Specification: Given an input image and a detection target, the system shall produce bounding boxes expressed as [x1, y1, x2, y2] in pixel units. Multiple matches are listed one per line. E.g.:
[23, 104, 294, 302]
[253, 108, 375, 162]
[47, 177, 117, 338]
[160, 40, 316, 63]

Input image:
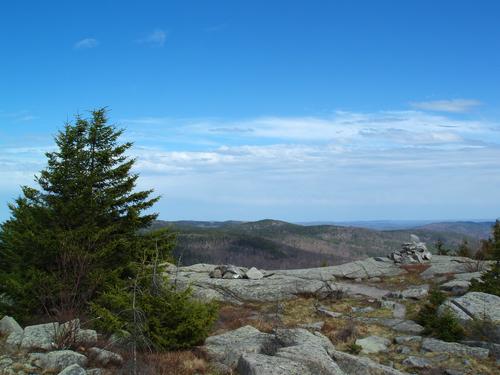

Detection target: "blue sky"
[1, 0, 500, 222]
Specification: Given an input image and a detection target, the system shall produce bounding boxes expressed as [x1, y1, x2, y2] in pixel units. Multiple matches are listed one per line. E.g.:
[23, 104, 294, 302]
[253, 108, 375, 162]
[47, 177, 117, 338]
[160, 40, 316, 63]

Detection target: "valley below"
[154, 219, 493, 269]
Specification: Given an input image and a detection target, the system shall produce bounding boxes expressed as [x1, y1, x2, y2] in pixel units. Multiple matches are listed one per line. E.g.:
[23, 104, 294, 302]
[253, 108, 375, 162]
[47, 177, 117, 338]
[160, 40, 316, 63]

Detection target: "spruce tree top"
[37, 108, 159, 232]
[0, 108, 160, 318]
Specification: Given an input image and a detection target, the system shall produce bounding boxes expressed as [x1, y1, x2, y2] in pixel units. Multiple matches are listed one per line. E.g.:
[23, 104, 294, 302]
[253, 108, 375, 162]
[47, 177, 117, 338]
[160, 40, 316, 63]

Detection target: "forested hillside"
[153, 219, 488, 269]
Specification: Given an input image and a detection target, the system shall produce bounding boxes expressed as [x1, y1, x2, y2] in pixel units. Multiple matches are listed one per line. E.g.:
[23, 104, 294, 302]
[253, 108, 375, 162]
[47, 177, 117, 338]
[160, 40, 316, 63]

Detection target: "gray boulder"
[205, 326, 344, 374]
[0, 356, 14, 368]
[237, 353, 310, 375]
[274, 328, 335, 354]
[396, 346, 411, 354]
[43, 350, 87, 371]
[379, 301, 406, 319]
[0, 316, 22, 336]
[87, 347, 123, 367]
[20, 322, 59, 351]
[391, 285, 429, 300]
[275, 344, 344, 374]
[330, 349, 406, 375]
[27, 352, 47, 367]
[461, 340, 500, 359]
[75, 329, 98, 347]
[245, 267, 264, 280]
[204, 325, 273, 367]
[57, 364, 86, 375]
[355, 335, 391, 354]
[421, 338, 489, 359]
[394, 336, 422, 344]
[402, 356, 432, 369]
[210, 265, 246, 279]
[420, 256, 492, 278]
[439, 292, 500, 322]
[444, 370, 466, 375]
[5, 331, 23, 351]
[439, 280, 470, 295]
[209, 268, 223, 278]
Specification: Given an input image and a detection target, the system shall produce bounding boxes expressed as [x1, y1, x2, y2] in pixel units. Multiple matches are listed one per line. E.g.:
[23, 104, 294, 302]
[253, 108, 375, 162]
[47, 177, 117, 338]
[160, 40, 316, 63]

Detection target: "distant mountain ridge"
[299, 220, 437, 230]
[414, 221, 494, 239]
[152, 219, 494, 269]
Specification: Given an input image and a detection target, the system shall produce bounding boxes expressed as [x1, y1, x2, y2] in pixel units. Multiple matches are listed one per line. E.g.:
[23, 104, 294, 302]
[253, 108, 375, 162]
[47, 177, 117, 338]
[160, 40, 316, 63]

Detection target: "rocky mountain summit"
[1, 250, 499, 374]
[164, 252, 499, 375]
[164, 254, 481, 304]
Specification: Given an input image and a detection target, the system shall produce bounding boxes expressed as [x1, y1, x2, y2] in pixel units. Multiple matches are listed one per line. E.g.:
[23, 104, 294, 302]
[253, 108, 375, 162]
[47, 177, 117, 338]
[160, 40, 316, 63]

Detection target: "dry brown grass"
[281, 298, 317, 326]
[322, 319, 359, 345]
[212, 304, 256, 333]
[363, 307, 393, 318]
[211, 303, 274, 334]
[379, 272, 430, 290]
[136, 351, 210, 375]
[321, 316, 395, 353]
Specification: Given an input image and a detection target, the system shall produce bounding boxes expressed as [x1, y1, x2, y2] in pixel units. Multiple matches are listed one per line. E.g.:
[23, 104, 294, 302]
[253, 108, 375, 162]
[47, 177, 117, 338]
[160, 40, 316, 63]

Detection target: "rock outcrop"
[421, 337, 490, 359]
[205, 325, 409, 375]
[0, 316, 122, 375]
[165, 258, 406, 304]
[196, 256, 499, 374]
[355, 335, 391, 354]
[2, 255, 498, 375]
[387, 235, 432, 264]
[209, 265, 265, 280]
[439, 291, 500, 322]
[0, 316, 22, 336]
[164, 256, 496, 306]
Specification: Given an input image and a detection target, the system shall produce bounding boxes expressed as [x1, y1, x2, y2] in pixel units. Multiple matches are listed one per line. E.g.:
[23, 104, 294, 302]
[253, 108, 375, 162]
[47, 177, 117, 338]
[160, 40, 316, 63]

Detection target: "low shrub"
[92, 282, 218, 351]
[470, 262, 500, 296]
[465, 316, 500, 343]
[416, 288, 464, 342]
[347, 343, 362, 355]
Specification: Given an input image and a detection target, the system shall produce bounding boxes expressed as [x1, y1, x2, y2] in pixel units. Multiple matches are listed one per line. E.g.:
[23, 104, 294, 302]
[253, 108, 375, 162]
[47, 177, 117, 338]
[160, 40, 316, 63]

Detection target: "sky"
[1, 0, 500, 222]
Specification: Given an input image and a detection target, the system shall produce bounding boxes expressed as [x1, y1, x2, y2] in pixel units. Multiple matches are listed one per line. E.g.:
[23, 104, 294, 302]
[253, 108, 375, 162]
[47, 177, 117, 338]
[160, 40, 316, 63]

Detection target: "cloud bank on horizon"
[1, 104, 499, 222]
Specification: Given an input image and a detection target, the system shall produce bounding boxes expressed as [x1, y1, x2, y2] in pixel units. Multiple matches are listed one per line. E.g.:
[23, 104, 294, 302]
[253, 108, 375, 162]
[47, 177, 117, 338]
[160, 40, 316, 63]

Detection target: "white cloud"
[3, 109, 500, 221]
[74, 38, 99, 50]
[137, 29, 167, 47]
[117, 110, 500, 220]
[410, 99, 482, 113]
[125, 110, 494, 148]
[0, 110, 37, 122]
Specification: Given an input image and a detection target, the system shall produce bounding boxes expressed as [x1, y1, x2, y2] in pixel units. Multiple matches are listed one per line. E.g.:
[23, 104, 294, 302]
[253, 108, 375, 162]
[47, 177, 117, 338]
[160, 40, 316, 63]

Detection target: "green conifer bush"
[0, 108, 218, 349]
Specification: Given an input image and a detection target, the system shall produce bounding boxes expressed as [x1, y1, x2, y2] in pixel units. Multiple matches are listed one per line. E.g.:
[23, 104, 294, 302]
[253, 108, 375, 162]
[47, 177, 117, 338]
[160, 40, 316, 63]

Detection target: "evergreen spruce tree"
[457, 238, 472, 258]
[470, 219, 500, 296]
[0, 109, 159, 319]
[1, 108, 218, 349]
[435, 239, 450, 255]
[492, 219, 500, 260]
